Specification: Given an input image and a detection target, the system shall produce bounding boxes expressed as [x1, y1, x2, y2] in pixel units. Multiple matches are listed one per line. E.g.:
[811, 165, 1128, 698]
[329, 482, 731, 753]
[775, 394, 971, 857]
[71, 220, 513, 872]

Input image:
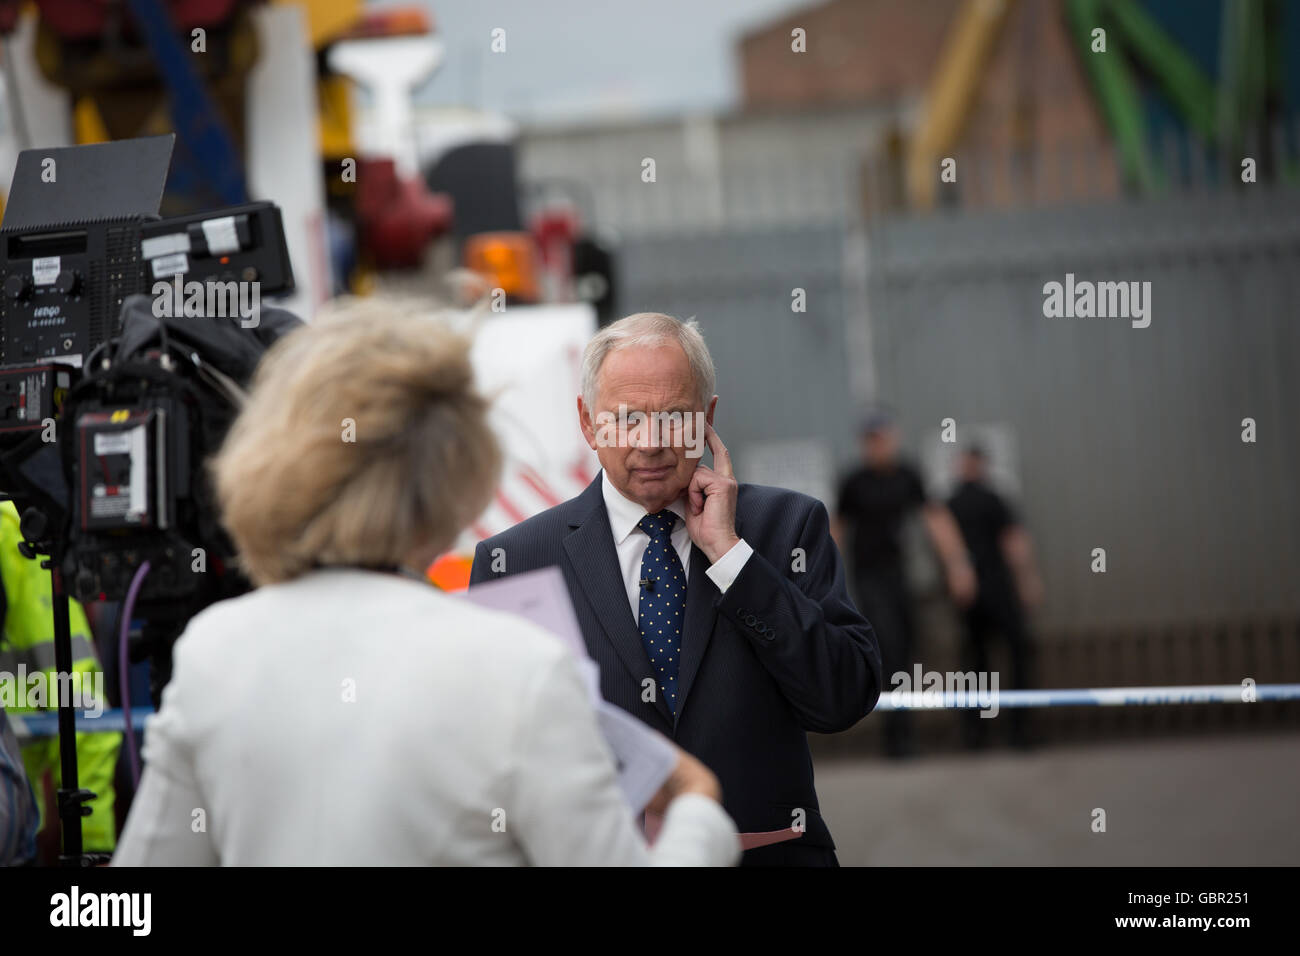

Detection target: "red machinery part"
[532, 206, 578, 269]
[531, 205, 578, 301]
[15, 0, 240, 40]
[354, 156, 452, 269]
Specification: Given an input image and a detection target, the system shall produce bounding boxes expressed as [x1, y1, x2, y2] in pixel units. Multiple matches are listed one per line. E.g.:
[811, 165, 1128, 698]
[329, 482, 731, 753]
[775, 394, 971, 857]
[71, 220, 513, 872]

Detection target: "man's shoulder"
[737, 482, 828, 524]
[477, 495, 584, 552]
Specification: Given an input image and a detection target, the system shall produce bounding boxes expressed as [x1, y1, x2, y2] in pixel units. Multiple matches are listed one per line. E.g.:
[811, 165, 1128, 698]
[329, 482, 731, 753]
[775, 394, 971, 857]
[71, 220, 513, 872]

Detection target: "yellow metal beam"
[906, 0, 1015, 210]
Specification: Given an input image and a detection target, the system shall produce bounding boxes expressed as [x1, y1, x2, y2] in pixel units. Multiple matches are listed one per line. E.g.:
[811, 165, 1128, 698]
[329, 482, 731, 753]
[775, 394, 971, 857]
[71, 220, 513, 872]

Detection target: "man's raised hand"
[682, 424, 740, 564]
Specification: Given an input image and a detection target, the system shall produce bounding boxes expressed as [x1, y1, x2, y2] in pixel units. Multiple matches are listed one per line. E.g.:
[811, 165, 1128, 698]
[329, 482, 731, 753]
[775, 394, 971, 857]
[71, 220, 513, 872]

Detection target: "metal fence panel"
[868, 187, 1300, 632]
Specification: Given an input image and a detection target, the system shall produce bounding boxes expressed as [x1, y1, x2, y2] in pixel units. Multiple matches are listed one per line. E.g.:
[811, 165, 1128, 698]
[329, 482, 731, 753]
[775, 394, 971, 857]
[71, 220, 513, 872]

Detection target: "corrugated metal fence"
[868, 186, 1300, 633]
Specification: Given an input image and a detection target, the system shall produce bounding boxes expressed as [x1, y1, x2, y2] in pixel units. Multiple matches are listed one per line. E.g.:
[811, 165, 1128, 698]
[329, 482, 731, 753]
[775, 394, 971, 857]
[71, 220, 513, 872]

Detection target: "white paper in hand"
[593, 701, 678, 811]
[461, 567, 676, 812]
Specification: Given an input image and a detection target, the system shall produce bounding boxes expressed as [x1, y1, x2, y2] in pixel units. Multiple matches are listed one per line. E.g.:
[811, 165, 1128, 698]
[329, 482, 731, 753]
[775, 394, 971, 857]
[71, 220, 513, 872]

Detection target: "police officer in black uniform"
[947, 445, 1043, 748]
[835, 411, 974, 757]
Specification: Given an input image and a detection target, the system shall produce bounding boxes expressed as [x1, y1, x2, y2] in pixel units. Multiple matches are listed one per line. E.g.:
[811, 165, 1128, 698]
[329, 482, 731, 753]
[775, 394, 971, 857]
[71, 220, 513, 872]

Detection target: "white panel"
[244, 5, 332, 320]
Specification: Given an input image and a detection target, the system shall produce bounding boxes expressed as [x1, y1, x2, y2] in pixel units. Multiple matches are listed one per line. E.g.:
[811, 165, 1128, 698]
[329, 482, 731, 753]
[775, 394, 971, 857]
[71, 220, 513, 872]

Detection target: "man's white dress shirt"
[600, 470, 753, 622]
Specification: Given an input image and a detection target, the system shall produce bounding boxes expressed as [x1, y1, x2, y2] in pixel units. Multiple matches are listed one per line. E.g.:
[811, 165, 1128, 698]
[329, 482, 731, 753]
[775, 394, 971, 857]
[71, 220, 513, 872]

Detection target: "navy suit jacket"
[469, 476, 881, 860]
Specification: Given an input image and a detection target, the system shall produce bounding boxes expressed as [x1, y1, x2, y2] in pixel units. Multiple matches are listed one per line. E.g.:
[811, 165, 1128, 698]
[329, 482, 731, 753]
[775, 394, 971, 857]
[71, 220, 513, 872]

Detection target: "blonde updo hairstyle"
[213, 296, 500, 586]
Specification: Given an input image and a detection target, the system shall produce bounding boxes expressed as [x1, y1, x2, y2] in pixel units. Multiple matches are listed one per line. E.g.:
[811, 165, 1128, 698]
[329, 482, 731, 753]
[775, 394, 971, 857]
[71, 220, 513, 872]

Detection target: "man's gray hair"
[581, 312, 717, 408]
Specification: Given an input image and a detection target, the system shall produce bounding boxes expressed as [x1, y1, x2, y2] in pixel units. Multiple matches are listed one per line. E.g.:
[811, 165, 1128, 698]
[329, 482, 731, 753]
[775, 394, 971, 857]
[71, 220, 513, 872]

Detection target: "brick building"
[738, 0, 1120, 210]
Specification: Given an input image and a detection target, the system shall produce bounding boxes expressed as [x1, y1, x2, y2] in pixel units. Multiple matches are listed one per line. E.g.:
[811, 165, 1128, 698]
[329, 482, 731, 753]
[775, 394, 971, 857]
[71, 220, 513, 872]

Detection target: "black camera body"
[69, 387, 197, 605]
[140, 202, 295, 296]
[0, 202, 294, 393]
[0, 135, 299, 624]
[0, 216, 149, 369]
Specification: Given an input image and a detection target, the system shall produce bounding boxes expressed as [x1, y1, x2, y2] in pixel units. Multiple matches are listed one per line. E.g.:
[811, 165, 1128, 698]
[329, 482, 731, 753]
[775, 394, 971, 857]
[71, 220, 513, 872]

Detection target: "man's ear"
[706, 395, 718, 426]
[578, 395, 598, 451]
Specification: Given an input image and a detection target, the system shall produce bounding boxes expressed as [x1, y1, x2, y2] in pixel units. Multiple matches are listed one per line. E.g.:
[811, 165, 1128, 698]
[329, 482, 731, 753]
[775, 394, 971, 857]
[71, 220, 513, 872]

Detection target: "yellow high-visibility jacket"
[0, 502, 120, 851]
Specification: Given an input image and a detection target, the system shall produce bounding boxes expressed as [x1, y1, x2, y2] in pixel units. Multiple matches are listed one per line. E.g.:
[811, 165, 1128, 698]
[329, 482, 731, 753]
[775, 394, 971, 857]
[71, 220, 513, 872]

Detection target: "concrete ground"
[813, 732, 1300, 865]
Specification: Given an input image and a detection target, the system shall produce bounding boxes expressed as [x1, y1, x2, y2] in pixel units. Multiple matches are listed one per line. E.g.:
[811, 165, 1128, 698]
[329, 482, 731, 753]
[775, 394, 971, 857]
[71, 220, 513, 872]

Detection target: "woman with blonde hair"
[112, 298, 739, 866]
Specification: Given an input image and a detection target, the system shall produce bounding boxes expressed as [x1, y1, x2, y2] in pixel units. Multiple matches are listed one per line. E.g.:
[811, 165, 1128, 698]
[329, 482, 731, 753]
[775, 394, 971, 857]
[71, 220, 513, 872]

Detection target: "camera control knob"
[4, 274, 31, 300]
[55, 270, 81, 296]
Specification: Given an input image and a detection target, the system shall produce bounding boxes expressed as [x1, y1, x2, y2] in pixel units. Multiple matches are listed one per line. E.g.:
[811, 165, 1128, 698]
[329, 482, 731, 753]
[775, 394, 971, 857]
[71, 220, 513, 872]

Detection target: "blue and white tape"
[7, 684, 1300, 737]
[10, 707, 155, 739]
[877, 683, 1300, 710]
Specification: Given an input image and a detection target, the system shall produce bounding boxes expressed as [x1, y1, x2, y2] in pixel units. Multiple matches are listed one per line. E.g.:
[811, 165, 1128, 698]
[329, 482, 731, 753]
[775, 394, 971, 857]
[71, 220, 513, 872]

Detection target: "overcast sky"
[405, 0, 809, 124]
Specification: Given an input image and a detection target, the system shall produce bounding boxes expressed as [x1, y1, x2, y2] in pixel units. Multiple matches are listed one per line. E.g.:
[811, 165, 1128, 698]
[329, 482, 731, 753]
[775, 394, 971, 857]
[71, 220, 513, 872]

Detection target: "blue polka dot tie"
[637, 510, 687, 715]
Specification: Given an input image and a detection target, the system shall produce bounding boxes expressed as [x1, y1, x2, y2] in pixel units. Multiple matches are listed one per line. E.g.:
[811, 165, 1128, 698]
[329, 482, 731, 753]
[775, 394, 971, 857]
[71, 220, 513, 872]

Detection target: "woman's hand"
[645, 745, 721, 815]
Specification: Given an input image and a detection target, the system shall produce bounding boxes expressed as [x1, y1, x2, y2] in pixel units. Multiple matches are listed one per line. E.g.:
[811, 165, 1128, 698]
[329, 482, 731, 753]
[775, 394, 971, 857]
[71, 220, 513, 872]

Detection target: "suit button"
[744, 614, 758, 628]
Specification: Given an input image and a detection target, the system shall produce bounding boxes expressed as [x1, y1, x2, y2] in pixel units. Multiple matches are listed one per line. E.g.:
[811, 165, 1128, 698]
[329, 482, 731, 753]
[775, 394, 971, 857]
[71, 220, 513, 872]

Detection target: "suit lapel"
[562, 480, 674, 726]
[674, 543, 718, 725]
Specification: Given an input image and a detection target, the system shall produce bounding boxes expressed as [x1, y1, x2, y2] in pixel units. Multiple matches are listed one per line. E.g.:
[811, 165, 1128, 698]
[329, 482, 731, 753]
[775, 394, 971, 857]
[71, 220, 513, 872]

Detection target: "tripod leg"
[49, 562, 97, 864]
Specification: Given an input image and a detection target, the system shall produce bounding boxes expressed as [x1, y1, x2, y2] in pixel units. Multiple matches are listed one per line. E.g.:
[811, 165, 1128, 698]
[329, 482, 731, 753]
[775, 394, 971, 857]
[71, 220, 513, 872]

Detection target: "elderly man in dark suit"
[470, 312, 880, 866]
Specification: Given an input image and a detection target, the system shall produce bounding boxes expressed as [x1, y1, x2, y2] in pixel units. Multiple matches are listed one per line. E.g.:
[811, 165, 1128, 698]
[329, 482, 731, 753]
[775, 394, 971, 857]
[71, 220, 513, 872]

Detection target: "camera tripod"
[14, 505, 109, 866]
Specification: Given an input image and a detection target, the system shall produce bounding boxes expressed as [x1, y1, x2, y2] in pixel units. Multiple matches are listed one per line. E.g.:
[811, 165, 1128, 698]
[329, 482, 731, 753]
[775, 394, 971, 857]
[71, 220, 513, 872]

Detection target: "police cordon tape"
[9, 684, 1300, 737]
[12, 707, 156, 738]
[876, 683, 1300, 710]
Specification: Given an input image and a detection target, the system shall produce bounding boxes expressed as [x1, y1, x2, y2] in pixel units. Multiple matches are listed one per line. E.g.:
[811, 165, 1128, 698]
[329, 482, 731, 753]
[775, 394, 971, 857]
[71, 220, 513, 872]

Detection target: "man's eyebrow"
[610, 403, 696, 416]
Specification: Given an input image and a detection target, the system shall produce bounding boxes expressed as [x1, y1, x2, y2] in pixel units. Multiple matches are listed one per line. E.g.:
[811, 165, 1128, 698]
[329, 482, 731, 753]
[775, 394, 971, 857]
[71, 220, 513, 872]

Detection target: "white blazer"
[112, 568, 739, 866]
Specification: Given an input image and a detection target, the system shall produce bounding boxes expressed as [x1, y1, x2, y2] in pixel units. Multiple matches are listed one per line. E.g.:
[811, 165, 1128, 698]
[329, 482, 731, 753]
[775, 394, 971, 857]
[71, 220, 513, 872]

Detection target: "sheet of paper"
[593, 699, 679, 812]
[574, 658, 602, 705]
[461, 567, 589, 660]
[461, 567, 676, 811]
